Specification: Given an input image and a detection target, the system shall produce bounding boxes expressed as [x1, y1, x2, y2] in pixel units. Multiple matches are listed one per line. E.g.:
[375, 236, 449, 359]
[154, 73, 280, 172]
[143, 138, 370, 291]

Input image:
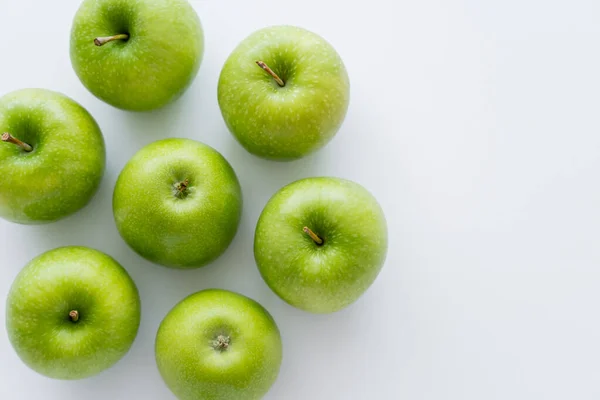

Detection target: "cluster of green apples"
[1, 0, 388, 399]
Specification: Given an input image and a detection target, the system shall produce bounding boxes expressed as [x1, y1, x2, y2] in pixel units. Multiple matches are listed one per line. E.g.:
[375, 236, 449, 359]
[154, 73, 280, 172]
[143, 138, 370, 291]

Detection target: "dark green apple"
[0, 88, 105, 224]
[255, 177, 388, 313]
[113, 138, 242, 268]
[218, 25, 350, 161]
[6, 246, 141, 380]
[155, 289, 282, 400]
[70, 0, 204, 111]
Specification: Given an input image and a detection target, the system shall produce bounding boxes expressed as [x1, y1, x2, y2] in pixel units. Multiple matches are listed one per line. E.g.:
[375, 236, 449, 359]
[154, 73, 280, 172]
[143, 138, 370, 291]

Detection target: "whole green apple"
[113, 138, 242, 268]
[255, 177, 388, 313]
[6, 246, 141, 380]
[156, 289, 282, 400]
[0, 88, 105, 224]
[218, 25, 350, 161]
[70, 0, 204, 111]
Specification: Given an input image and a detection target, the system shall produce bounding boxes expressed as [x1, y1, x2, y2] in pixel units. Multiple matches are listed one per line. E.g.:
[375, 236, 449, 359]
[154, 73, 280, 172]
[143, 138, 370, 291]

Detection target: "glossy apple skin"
[254, 177, 388, 313]
[156, 289, 282, 400]
[0, 89, 105, 224]
[5, 246, 141, 380]
[218, 25, 350, 161]
[113, 138, 242, 268]
[70, 0, 204, 111]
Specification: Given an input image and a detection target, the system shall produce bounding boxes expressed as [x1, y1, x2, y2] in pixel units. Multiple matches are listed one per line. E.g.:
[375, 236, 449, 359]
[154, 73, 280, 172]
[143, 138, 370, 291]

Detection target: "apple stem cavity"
[69, 310, 79, 322]
[1, 132, 32, 152]
[94, 34, 129, 47]
[212, 335, 230, 351]
[303, 226, 324, 245]
[256, 61, 285, 87]
[174, 179, 189, 199]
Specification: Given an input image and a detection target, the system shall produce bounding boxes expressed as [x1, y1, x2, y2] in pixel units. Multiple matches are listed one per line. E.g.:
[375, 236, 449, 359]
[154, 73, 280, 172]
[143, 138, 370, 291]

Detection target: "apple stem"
[1, 132, 32, 152]
[69, 310, 79, 322]
[303, 226, 324, 245]
[174, 179, 189, 198]
[212, 335, 230, 351]
[256, 61, 285, 87]
[94, 34, 129, 46]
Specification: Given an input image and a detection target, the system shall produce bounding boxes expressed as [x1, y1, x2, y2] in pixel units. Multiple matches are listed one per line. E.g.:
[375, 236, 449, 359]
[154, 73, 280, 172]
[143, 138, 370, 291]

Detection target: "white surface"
[1, 0, 599, 399]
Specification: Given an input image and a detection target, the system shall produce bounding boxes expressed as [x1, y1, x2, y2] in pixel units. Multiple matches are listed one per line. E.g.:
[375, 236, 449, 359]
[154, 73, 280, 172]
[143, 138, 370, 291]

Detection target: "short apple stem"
[303, 226, 323, 245]
[256, 61, 285, 87]
[94, 34, 129, 46]
[69, 310, 79, 322]
[212, 335, 230, 351]
[174, 179, 189, 198]
[1, 132, 32, 152]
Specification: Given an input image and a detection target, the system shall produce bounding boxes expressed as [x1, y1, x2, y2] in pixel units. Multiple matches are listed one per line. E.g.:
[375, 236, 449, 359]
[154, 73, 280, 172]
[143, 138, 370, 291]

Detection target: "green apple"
[6, 246, 141, 380]
[255, 177, 388, 313]
[156, 289, 282, 400]
[218, 25, 350, 161]
[113, 138, 242, 268]
[0, 88, 105, 224]
[70, 0, 204, 111]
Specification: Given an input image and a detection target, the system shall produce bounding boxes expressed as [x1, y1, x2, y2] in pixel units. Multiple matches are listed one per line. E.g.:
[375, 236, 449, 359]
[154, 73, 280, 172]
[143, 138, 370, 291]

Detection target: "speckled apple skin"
[218, 26, 350, 161]
[254, 177, 388, 313]
[156, 289, 283, 400]
[113, 138, 243, 269]
[70, 0, 204, 111]
[0, 89, 105, 224]
[6, 246, 141, 380]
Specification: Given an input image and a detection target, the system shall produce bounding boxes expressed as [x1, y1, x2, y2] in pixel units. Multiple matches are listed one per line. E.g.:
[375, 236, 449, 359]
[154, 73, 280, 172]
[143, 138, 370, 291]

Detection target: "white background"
[1, 0, 599, 399]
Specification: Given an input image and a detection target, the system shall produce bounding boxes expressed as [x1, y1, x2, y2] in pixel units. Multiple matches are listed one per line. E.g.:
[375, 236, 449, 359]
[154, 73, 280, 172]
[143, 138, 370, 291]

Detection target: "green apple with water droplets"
[254, 177, 388, 313]
[218, 25, 350, 161]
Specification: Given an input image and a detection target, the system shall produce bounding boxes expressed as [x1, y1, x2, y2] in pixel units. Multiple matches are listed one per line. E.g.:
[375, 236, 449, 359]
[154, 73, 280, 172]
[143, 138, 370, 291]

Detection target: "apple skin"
[254, 177, 388, 313]
[0, 88, 105, 224]
[70, 0, 204, 111]
[5, 246, 141, 380]
[113, 138, 242, 268]
[155, 289, 282, 400]
[218, 25, 350, 161]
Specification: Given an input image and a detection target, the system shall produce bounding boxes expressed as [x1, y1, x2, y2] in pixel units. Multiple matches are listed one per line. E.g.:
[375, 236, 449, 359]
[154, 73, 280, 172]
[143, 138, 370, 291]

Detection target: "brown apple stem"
[212, 335, 230, 351]
[256, 61, 285, 87]
[174, 179, 189, 198]
[1, 133, 32, 152]
[69, 310, 79, 322]
[94, 34, 129, 46]
[303, 226, 323, 245]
